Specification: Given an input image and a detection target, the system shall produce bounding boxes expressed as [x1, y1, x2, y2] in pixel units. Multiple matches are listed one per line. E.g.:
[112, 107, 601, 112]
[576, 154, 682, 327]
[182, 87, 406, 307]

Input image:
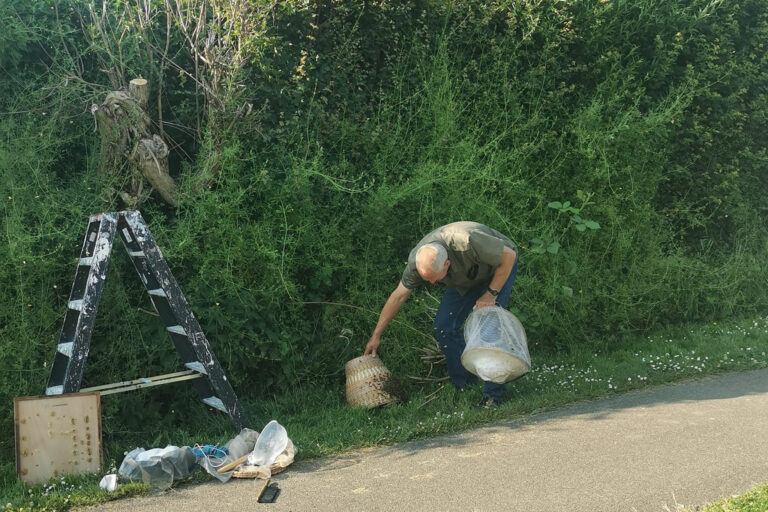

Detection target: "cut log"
[129, 78, 149, 109]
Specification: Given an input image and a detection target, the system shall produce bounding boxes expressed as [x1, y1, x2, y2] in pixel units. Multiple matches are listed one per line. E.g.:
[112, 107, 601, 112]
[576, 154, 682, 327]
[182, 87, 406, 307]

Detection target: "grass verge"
[2, 314, 767, 511]
[686, 483, 768, 511]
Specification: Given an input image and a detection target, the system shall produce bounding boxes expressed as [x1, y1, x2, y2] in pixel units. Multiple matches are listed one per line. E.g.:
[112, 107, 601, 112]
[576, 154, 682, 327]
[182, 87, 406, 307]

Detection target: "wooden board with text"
[14, 393, 102, 484]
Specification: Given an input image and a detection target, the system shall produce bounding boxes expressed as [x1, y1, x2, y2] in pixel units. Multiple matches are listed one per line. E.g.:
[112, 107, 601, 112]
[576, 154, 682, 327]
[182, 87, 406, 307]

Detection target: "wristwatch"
[487, 287, 500, 297]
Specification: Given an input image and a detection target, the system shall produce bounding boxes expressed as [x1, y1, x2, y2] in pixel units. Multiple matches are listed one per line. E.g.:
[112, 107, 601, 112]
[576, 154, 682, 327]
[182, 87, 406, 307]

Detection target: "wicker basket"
[345, 355, 405, 408]
[231, 463, 287, 479]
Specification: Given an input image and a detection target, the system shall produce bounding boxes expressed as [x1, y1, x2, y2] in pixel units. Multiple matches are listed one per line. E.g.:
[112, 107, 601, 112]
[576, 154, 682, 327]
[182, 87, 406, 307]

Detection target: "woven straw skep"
[345, 355, 405, 408]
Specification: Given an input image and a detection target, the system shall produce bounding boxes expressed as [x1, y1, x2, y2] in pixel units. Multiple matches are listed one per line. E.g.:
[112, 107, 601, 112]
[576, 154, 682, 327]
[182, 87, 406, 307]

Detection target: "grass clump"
[688, 484, 768, 512]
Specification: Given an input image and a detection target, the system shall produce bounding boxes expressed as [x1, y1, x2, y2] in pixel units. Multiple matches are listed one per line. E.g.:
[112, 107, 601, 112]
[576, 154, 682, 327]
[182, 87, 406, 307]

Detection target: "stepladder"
[45, 211, 251, 431]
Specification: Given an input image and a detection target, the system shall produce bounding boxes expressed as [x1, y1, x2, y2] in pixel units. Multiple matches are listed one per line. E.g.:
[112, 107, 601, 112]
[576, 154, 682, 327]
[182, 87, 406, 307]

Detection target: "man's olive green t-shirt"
[401, 222, 517, 296]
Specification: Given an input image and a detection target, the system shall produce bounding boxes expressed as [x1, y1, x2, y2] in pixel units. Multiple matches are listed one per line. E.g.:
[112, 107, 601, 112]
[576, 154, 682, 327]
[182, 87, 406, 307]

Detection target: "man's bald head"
[416, 243, 450, 284]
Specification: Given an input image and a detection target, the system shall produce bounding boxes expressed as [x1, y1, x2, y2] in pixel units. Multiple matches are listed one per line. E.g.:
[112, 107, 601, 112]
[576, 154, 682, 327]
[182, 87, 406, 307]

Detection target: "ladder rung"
[202, 396, 227, 412]
[148, 288, 166, 297]
[81, 370, 203, 395]
[68, 299, 84, 311]
[57, 342, 74, 357]
[79, 257, 93, 266]
[167, 325, 186, 335]
[128, 250, 145, 258]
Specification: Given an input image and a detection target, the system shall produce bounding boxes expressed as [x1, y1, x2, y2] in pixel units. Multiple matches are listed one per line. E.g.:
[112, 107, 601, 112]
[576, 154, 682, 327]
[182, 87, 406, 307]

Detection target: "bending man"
[364, 221, 518, 406]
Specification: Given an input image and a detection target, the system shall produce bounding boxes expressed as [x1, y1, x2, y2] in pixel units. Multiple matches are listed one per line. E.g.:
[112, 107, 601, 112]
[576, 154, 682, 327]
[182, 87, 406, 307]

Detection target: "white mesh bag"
[461, 307, 530, 384]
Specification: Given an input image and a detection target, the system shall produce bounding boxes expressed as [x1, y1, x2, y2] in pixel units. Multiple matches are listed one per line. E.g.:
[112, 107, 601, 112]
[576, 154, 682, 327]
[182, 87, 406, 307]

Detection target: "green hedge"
[1, 0, 767, 460]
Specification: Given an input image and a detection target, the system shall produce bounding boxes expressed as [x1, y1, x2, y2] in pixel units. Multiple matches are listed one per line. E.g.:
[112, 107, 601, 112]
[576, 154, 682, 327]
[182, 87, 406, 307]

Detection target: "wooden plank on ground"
[255, 478, 270, 500]
[217, 453, 249, 473]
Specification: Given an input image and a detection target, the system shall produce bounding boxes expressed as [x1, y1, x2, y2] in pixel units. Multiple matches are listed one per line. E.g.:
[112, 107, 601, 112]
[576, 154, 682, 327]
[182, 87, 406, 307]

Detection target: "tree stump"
[91, 78, 176, 205]
[128, 78, 149, 109]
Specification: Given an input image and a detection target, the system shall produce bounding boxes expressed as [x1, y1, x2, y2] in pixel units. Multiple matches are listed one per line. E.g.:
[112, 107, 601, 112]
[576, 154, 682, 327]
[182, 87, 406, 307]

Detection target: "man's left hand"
[475, 297, 496, 309]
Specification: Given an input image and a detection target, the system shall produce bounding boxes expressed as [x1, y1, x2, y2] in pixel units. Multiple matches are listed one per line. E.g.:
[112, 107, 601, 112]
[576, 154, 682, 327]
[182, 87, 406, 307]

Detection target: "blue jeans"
[433, 259, 518, 402]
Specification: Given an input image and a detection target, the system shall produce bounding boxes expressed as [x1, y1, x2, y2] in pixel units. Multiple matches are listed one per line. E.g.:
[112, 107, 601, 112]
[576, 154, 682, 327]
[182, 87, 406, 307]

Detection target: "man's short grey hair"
[416, 243, 448, 272]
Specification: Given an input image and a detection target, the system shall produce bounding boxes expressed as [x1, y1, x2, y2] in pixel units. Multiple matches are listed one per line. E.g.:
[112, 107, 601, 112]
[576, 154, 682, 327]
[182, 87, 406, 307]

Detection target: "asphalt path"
[88, 368, 768, 512]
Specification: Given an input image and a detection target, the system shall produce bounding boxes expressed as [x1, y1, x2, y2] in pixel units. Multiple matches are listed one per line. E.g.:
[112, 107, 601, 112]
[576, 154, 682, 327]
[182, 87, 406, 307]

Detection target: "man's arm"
[476, 246, 517, 308]
[364, 282, 412, 356]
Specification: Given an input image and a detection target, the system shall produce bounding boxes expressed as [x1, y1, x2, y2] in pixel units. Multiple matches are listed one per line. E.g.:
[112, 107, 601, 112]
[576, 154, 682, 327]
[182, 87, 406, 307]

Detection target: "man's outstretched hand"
[364, 336, 380, 356]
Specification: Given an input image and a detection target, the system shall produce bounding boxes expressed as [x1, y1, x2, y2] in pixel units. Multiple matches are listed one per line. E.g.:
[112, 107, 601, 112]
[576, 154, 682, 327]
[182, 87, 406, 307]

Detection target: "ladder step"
[57, 342, 74, 358]
[128, 250, 145, 258]
[185, 361, 208, 374]
[121, 228, 133, 243]
[46, 385, 63, 395]
[167, 325, 186, 335]
[79, 257, 93, 266]
[148, 288, 166, 297]
[68, 299, 84, 311]
[202, 396, 227, 412]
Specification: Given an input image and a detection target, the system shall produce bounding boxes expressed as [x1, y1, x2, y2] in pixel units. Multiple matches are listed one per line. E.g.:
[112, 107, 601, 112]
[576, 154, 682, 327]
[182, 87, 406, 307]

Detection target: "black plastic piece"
[258, 483, 281, 503]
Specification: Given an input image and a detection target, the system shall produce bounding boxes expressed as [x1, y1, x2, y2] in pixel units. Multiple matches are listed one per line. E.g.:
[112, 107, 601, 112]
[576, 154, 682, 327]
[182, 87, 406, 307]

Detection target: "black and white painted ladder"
[45, 210, 251, 431]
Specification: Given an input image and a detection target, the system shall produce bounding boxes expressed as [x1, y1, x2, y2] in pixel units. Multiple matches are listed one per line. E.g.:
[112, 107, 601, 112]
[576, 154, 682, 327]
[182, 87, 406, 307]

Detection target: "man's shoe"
[479, 397, 500, 409]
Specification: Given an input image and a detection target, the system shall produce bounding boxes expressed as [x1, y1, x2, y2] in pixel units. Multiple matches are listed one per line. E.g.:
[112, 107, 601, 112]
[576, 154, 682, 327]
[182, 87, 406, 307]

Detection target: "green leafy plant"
[530, 190, 601, 255]
[548, 190, 602, 232]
